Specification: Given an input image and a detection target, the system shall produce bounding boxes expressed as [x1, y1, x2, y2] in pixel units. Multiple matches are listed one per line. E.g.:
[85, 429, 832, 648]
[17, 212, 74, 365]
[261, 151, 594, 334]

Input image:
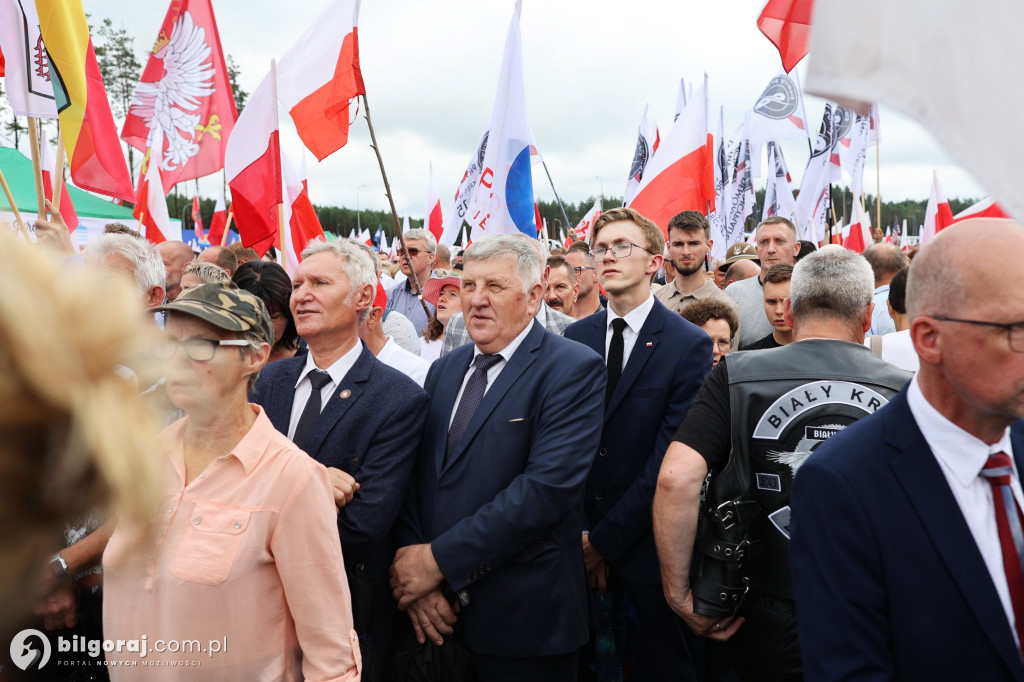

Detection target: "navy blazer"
[398, 320, 606, 658]
[251, 342, 429, 575]
[791, 389, 1024, 681]
[564, 298, 712, 584]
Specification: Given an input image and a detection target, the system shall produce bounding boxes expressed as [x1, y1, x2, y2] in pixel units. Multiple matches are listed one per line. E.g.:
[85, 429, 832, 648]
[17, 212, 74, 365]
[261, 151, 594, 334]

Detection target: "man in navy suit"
[250, 238, 428, 681]
[564, 207, 712, 681]
[390, 234, 606, 681]
[791, 220, 1024, 681]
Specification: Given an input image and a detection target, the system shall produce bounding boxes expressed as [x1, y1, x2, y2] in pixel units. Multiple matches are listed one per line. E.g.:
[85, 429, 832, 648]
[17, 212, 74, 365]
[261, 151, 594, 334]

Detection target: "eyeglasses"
[930, 315, 1024, 353]
[572, 266, 595, 276]
[589, 242, 655, 260]
[402, 247, 431, 258]
[155, 338, 251, 362]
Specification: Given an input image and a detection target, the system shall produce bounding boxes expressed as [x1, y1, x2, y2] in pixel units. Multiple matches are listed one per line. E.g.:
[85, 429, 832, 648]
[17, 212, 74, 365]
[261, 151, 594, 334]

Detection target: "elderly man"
[545, 255, 579, 316]
[386, 228, 437, 335]
[250, 238, 428, 681]
[157, 240, 195, 302]
[565, 240, 604, 318]
[726, 218, 800, 347]
[791, 220, 1024, 681]
[654, 245, 912, 681]
[391, 234, 606, 681]
[83, 233, 166, 310]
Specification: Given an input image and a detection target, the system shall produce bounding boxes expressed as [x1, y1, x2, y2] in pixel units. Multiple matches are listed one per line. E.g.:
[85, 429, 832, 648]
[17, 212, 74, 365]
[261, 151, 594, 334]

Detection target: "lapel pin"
[339, 389, 351, 399]
[646, 342, 653, 347]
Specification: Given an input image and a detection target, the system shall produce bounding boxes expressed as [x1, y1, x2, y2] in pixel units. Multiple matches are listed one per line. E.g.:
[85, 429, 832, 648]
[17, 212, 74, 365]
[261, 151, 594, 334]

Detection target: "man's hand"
[583, 533, 611, 594]
[666, 586, 744, 642]
[405, 589, 458, 646]
[34, 581, 79, 631]
[390, 543, 444, 609]
[327, 467, 359, 510]
[33, 200, 75, 257]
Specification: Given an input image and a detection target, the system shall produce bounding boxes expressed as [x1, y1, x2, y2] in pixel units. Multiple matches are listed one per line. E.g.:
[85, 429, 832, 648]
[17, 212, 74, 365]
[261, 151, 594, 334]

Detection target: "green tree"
[226, 55, 248, 113]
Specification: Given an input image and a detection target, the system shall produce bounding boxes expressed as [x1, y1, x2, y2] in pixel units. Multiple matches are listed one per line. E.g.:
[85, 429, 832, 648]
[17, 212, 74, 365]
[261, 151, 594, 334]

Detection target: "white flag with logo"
[0, 0, 57, 117]
[796, 102, 842, 243]
[722, 117, 755, 249]
[709, 106, 729, 257]
[763, 141, 798, 223]
[746, 68, 809, 145]
[623, 103, 657, 205]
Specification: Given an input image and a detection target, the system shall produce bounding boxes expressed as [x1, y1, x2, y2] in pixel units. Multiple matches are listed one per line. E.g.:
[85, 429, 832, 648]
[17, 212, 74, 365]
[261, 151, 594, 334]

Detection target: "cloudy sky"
[73, 0, 986, 217]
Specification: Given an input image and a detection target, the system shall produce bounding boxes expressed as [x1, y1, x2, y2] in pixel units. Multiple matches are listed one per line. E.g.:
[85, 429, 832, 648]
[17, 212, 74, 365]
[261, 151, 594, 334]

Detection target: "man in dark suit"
[791, 220, 1024, 681]
[250, 239, 428, 681]
[564, 207, 712, 681]
[390, 234, 606, 681]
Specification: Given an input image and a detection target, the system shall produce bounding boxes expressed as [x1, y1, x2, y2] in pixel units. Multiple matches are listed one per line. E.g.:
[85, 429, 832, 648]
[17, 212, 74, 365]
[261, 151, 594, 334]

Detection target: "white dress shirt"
[449, 318, 535, 429]
[377, 337, 430, 387]
[287, 340, 364, 440]
[605, 294, 656, 371]
[907, 376, 1022, 643]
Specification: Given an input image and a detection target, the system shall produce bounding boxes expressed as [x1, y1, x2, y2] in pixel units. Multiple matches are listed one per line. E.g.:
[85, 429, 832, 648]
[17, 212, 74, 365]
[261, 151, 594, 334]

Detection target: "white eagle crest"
[130, 11, 216, 172]
[766, 423, 847, 477]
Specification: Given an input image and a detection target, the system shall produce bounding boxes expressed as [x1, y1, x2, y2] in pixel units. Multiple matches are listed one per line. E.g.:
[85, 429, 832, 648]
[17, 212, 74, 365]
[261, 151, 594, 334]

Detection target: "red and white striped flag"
[570, 201, 602, 244]
[425, 162, 443, 241]
[844, 194, 872, 254]
[276, 0, 364, 161]
[133, 137, 177, 244]
[921, 171, 954, 245]
[191, 192, 205, 242]
[953, 196, 1008, 222]
[207, 186, 228, 245]
[281, 150, 325, 274]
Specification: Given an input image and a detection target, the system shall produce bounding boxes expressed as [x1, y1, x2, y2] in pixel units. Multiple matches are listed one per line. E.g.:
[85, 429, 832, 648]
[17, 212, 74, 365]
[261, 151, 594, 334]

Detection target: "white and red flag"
[628, 75, 715, 237]
[207, 186, 228, 245]
[843, 193, 872, 254]
[0, 0, 56, 117]
[570, 200, 602, 244]
[359, 227, 372, 246]
[133, 136, 178, 244]
[623, 103, 657, 206]
[276, 0, 364, 161]
[746, 68, 809, 145]
[425, 162, 443, 241]
[757, 0, 814, 73]
[921, 171, 954, 245]
[762, 141, 797, 224]
[709, 107, 729, 256]
[224, 72, 282, 256]
[191, 191, 204, 241]
[953, 196, 1009, 222]
[122, 0, 237, 192]
[439, 0, 537, 245]
[722, 117, 755, 248]
[39, 129, 78, 229]
[280, 151, 325, 274]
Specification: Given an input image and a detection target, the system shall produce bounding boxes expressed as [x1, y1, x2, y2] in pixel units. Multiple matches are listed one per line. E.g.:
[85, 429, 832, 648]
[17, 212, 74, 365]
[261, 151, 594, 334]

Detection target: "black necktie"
[446, 354, 503, 463]
[607, 318, 627, 401]
[293, 369, 332, 451]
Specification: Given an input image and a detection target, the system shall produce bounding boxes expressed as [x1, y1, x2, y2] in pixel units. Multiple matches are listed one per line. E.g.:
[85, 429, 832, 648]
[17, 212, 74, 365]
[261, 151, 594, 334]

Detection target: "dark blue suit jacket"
[791, 389, 1024, 681]
[564, 298, 712, 584]
[397, 320, 606, 658]
[251, 343, 429, 575]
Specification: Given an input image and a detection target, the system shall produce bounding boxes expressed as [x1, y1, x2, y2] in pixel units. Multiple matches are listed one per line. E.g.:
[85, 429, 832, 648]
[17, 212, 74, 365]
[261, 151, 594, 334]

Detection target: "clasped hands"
[389, 544, 454, 646]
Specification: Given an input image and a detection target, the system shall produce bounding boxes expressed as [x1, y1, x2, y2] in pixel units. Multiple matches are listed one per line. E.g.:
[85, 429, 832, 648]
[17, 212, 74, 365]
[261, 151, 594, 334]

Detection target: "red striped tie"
[981, 451, 1024, 653]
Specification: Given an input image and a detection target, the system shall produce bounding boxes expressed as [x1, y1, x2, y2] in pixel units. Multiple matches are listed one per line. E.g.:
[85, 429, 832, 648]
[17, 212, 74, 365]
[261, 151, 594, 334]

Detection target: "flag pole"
[0, 165, 32, 238]
[270, 59, 288, 270]
[52, 128, 66, 214]
[221, 211, 233, 246]
[26, 117, 47, 215]
[875, 140, 882, 231]
[541, 159, 572, 229]
[361, 91, 433, 323]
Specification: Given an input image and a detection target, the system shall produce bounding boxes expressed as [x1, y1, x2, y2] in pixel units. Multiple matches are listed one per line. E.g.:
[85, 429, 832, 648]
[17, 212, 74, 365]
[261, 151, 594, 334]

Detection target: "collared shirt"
[655, 277, 742, 346]
[287, 339, 363, 440]
[386, 278, 435, 336]
[605, 294, 656, 370]
[868, 284, 897, 335]
[102, 406, 361, 680]
[377, 336, 430, 387]
[907, 376, 1021, 644]
[449, 318, 536, 429]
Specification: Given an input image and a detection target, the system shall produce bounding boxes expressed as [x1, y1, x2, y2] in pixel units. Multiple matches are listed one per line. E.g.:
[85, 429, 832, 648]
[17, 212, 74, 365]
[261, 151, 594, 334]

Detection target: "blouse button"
[234, 522, 241, 529]
[193, 518, 201, 525]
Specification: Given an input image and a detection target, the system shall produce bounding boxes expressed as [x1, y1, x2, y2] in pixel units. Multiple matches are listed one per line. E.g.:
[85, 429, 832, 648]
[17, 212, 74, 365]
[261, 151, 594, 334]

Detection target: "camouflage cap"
[717, 242, 760, 272]
[150, 282, 274, 344]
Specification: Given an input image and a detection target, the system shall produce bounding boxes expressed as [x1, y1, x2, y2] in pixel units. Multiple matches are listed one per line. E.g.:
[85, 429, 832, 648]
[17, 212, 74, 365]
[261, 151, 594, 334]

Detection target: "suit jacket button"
[598, 448, 607, 457]
[595, 492, 604, 501]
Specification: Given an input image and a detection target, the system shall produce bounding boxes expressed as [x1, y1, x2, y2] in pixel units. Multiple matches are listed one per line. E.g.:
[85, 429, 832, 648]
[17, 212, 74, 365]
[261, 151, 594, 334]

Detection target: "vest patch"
[769, 506, 792, 539]
[753, 380, 890, 440]
[756, 472, 782, 492]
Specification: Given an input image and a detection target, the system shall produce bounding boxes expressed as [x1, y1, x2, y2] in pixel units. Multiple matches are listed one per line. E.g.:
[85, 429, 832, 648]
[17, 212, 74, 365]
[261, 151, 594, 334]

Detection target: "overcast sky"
[70, 0, 987, 217]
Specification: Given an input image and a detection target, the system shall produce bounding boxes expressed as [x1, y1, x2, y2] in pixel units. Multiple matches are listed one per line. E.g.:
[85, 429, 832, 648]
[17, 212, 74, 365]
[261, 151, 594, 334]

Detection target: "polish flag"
[844, 194, 872, 254]
[831, 219, 845, 246]
[39, 130, 78, 230]
[885, 225, 893, 244]
[191, 193, 205, 241]
[757, 0, 815, 73]
[920, 171, 954, 245]
[460, 224, 471, 249]
[207, 187, 228, 245]
[281, 151, 326, 274]
[133, 137, 177, 244]
[225, 72, 282, 256]
[426, 162, 443, 241]
[359, 227, 372, 246]
[953, 196, 1009, 222]
[276, 0, 364, 161]
[570, 200, 602, 244]
[628, 75, 715, 237]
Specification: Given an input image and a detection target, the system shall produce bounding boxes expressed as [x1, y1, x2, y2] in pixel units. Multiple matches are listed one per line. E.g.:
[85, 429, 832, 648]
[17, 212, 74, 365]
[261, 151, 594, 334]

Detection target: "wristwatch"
[49, 552, 69, 578]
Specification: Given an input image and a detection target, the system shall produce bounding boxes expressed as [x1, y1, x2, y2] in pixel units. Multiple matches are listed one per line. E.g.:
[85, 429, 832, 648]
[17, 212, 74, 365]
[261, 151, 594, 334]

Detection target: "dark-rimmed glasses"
[930, 315, 1024, 353]
[589, 243, 655, 260]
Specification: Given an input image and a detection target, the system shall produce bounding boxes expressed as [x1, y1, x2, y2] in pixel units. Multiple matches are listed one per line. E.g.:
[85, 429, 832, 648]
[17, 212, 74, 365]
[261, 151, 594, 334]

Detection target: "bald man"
[198, 245, 239, 276]
[791, 220, 1024, 681]
[157, 240, 195, 301]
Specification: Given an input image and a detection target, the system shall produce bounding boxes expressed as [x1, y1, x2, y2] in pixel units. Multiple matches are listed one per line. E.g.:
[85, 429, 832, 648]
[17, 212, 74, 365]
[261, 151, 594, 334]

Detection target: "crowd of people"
[4, 203, 1024, 682]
